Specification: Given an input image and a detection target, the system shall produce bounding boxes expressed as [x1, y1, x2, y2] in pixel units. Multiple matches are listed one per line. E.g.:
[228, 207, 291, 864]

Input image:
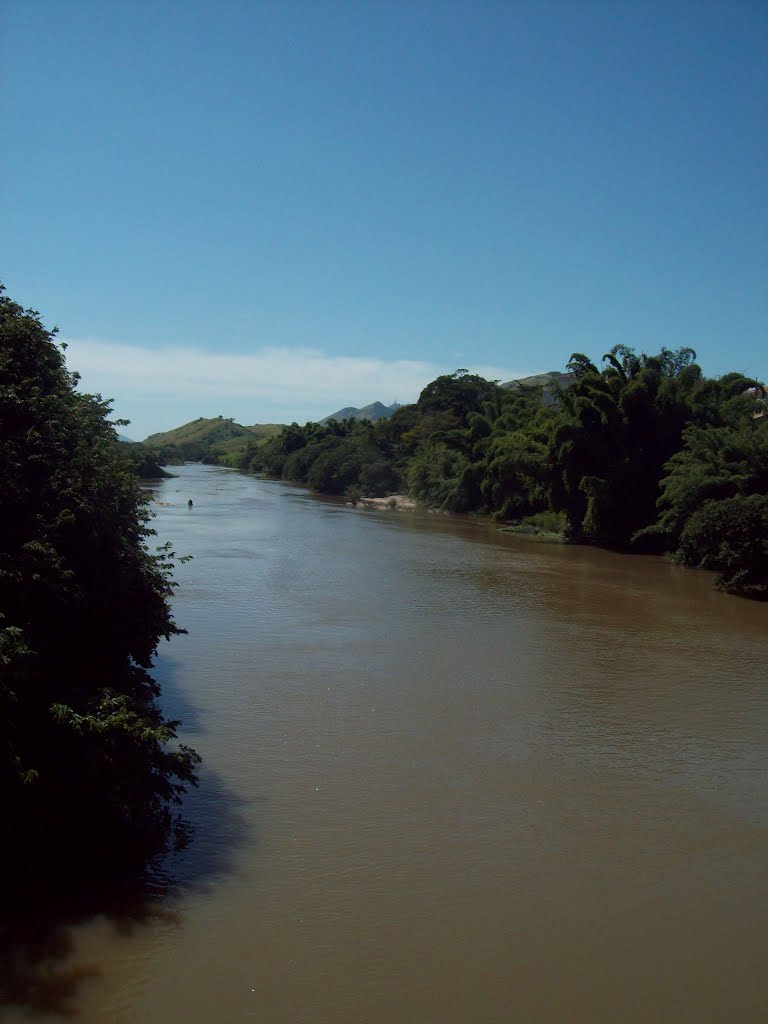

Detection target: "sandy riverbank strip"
[354, 494, 418, 511]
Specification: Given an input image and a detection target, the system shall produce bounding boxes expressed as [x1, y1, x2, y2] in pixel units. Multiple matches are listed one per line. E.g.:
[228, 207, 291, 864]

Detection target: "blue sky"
[2, 0, 766, 438]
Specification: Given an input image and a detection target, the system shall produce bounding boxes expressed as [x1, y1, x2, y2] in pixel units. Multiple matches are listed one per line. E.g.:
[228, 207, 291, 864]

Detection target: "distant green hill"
[320, 401, 400, 424]
[143, 417, 284, 464]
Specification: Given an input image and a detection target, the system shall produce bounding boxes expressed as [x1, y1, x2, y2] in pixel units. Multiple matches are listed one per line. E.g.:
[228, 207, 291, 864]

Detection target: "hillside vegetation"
[118, 441, 172, 478]
[236, 351, 767, 598]
[144, 416, 283, 465]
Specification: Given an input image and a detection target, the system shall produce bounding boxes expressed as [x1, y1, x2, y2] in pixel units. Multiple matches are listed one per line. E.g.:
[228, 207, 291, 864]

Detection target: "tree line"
[1, 288, 198, 921]
[235, 350, 767, 598]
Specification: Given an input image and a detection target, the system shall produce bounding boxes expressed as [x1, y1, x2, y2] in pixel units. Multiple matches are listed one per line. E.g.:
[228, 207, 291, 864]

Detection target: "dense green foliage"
[118, 440, 172, 479]
[241, 358, 766, 597]
[0, 290, 199, 911]
[636, 414, 768, 594]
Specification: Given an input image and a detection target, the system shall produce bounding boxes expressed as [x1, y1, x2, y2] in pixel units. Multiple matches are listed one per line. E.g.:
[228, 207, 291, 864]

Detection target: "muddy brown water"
[6, 463, 768, 1023]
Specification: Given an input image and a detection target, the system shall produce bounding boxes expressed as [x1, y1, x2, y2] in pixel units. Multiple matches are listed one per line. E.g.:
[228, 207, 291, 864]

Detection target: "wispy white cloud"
[64, 339, 437, 402]
[61, 337, 529, 439]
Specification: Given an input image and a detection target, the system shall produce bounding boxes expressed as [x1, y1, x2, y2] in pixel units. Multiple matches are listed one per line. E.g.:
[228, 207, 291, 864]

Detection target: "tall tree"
[550, 348, 704, 547]
[0, 288, 199, 910]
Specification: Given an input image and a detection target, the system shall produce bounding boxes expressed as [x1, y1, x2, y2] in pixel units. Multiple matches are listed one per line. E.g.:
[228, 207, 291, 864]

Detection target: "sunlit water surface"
[8, 464, 768, 1023]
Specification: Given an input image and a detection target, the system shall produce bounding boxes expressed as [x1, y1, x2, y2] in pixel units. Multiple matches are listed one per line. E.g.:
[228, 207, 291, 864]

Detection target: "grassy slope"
[143, 417, 285, 464]
[143, 417, 282, 446]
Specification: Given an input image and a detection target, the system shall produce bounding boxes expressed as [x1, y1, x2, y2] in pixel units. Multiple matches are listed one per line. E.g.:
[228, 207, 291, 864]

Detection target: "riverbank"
[350, 494, 566, 540]
[352, 494, 418, 511]
[499, 509, 567, 542]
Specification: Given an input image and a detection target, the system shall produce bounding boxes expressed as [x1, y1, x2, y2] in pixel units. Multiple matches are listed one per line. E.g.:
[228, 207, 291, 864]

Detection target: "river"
[7, 462, 768, 1022]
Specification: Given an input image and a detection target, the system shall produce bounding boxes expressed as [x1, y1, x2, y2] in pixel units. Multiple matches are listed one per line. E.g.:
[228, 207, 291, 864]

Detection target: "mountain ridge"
[319, 401, 400, 424]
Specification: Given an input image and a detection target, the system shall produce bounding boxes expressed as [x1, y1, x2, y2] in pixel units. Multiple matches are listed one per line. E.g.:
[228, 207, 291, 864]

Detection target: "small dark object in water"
[188, 499, 194, 507]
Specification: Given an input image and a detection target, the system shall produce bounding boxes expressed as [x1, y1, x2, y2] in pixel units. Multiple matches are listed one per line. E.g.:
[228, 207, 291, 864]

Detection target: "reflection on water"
[5, 463, 767, 1023]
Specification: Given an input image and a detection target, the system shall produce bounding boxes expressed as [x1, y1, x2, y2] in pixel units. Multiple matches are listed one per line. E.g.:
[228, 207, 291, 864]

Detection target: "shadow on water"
[0, 655, 252, 1018]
